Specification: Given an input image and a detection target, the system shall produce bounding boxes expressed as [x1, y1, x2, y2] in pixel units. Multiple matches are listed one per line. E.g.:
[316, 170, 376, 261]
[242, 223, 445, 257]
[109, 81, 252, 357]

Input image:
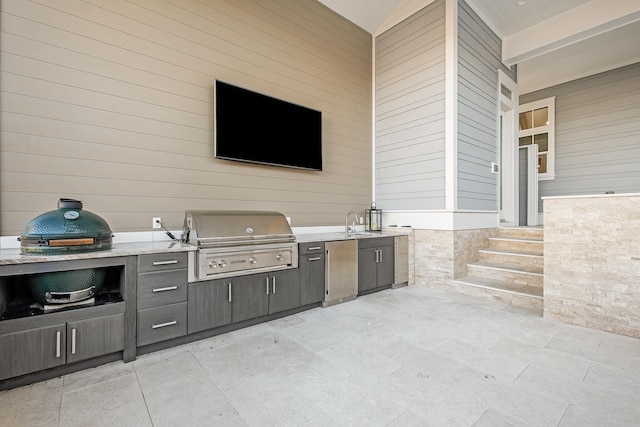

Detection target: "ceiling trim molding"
[502, 0, 640, 66]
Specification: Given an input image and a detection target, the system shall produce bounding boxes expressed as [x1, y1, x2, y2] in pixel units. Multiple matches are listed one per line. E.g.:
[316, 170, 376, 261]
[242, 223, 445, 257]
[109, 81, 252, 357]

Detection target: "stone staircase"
[452, 227, 544, 313]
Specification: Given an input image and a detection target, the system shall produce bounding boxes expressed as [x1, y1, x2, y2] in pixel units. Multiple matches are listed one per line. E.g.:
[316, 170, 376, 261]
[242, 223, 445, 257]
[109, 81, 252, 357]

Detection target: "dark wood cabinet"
[267, 269, 300, 314]
[188, 268, 300, 332]
[232, 270, 299, 323]
[0, 256, 130, 387]
[188, 278, 232, 334]
[358, 237, 394, 295]
[299, 242, 325, 306]
[0, 312, 125, 381]
[136, 253, 188, 347]
[0, 324, 66, 380]
[66, 314, 125, 364]
[230, 273, 270, 323]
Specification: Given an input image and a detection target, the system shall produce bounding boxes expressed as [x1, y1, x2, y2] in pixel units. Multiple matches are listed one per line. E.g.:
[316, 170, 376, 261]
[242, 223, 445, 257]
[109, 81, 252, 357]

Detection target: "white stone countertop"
[295, 228, 411, 243]
[0, 241, 196, 266]
[0, 227, 412, 265]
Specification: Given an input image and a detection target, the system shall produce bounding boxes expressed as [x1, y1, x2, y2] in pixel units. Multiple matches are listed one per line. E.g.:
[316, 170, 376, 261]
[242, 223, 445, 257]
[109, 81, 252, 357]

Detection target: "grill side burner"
[182, 210, 298, 282]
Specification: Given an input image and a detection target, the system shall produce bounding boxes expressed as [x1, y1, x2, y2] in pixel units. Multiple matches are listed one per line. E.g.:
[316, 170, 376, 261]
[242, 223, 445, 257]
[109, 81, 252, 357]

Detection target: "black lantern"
[365, 202, 382, 232]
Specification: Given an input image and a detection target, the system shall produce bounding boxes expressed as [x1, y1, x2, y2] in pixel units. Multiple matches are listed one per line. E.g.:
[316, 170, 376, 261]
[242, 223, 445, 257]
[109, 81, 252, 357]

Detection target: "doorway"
[498, 70, 518, 226]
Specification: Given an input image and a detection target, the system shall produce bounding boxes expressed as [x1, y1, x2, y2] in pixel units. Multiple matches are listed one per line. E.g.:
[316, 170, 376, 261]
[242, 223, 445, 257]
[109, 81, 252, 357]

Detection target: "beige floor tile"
[4, 285, 640, 427]
[0, 378, 62, 427]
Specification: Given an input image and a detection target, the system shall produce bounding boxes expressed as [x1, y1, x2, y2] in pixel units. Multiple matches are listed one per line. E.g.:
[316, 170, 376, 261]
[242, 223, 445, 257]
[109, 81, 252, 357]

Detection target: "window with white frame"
[519, 96, 555, 180]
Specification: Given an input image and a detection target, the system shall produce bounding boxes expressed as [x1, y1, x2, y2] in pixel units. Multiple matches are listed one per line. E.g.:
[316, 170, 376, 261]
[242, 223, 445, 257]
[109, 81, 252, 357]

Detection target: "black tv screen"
[214, 80, 322, 171]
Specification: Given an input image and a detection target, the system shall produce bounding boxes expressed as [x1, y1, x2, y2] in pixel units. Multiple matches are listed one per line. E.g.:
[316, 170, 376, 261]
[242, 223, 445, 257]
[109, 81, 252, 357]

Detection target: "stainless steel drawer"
[137, 269, 187, 309]
[138, 252, 188, 273]
[137, 302, 187, 347]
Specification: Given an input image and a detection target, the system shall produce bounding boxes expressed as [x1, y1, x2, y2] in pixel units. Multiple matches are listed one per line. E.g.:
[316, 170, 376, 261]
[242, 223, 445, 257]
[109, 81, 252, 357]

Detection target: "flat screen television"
[214, 80, 322, 171]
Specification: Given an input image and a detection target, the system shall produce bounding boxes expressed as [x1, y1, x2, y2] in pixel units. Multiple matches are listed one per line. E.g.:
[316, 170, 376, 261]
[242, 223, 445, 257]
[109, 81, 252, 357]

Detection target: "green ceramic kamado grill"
[19, 198, 113, 306]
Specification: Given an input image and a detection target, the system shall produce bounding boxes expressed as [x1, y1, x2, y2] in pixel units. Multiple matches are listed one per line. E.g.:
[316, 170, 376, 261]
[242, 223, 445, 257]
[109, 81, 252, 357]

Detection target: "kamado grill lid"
[20, 198, 113, 255]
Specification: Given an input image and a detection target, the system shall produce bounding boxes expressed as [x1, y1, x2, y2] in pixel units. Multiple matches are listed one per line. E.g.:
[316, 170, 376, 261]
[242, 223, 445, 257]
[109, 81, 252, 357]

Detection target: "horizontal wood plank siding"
[375, 0, 446, 210]
[456, 0, 504, 211]
[0, 0, 372, 234]
[520, 62, 640, 209]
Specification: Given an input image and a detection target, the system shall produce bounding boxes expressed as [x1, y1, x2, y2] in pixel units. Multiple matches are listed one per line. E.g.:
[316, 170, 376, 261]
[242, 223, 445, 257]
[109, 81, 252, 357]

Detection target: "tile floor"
[1, 285, 640, 426]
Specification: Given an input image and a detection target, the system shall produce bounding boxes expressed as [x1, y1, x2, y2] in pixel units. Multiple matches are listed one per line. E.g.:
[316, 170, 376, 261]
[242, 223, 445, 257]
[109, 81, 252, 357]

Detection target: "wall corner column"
[444, 0, 459, 212]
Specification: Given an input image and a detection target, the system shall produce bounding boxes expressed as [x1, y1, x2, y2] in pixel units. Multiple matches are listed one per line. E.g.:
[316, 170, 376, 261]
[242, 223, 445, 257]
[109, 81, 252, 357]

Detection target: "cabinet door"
[231, 274, 269, 323]
[300, 253, 325, 305]
[376, 245, 395, 288]
[67, 314, 124, 364]
[0, 324, 66, 380]
[358, 247, 377, 293]
[188, 279, 232, 334]
[268, 269, 300, 314]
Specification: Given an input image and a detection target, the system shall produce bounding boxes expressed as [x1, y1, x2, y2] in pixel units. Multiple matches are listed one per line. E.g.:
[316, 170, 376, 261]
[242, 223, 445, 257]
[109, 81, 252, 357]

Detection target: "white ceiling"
[317, 0, 640, 94]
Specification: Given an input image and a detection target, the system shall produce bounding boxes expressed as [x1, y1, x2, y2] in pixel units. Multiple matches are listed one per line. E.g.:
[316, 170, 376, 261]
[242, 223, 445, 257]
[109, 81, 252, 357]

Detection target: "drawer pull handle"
[56, 331, 61, 358]
[71, 328, 77, 355]
[152, 260, 179, 266]
[152, 320, 178, 329]
[308, 256, 322, 261]
[152, 286, 178, 293]
[307, 246, 322, 251]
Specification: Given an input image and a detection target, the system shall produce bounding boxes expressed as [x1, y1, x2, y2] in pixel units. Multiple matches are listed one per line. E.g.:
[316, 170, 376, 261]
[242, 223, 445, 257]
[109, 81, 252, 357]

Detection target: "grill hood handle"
[58, 198, 83, 209]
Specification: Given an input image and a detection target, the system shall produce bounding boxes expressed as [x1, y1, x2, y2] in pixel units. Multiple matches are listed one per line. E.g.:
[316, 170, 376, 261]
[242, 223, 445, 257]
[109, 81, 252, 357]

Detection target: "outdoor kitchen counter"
[0, 241, 196, 266]
[295, 228, 411, 244]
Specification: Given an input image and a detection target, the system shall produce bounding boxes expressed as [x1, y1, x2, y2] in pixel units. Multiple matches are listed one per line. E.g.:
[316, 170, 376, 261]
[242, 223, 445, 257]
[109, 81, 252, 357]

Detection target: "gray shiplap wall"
[456, 0, 512, 211]
[375, 0, 446, 210]
[0, 0, 372, 234]
[520, 62, 640, 209]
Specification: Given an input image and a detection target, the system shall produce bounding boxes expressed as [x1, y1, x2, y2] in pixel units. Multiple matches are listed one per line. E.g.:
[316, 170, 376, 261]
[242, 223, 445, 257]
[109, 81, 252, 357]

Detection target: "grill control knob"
[249, 256, 257, 264]
[218, 260, 227, 268]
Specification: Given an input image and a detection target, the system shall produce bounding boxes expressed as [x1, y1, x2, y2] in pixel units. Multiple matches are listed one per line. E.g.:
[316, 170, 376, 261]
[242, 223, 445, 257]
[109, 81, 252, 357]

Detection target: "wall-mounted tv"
[214, 80, 322, 171]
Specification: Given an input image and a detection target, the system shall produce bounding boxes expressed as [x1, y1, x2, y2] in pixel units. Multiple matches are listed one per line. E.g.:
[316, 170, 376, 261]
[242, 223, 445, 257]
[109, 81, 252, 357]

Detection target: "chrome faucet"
[345, 211, 360, 234]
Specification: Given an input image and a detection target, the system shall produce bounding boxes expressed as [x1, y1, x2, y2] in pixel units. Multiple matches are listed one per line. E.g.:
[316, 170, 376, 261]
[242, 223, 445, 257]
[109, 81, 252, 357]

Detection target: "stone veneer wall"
[413, 228, 497, 287]
[544, 194, 640, 338]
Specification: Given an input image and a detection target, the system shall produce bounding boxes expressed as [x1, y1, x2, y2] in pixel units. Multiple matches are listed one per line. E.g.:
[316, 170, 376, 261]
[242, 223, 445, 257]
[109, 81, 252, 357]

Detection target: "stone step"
[466, 261, 543, 288]
[479, 248, 544, 268]
[498, 226, 544, 241]
[488, 237, 544, 253]
[451, 275, 543, 313]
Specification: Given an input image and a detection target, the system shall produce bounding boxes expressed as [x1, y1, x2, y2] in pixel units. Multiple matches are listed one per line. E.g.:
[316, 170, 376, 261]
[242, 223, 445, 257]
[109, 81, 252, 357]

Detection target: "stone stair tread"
[490, 236, 543, 243]
[479, 248, 544, 257]
[469, 260, 543, 276]
[453, 275, 543, 298]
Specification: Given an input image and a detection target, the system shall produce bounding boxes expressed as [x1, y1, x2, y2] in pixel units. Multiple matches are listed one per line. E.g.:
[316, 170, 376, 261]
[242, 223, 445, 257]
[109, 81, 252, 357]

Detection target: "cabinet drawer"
[137, 270, 187, 309]
[299, 242, 325, 255]
[137, 302, 187, 347]
[357, 236, 394, 249]
[138, 252, 188, 273]
[300, 253, 325, 265]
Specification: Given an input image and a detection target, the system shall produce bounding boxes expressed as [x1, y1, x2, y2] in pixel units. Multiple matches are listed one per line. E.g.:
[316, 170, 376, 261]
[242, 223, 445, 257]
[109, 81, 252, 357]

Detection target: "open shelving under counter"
[0, 241, 195, 391]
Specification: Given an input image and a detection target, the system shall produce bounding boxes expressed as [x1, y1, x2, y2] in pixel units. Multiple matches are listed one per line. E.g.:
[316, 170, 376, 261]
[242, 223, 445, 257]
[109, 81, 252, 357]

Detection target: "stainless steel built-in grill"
[181, 210, 298, 282]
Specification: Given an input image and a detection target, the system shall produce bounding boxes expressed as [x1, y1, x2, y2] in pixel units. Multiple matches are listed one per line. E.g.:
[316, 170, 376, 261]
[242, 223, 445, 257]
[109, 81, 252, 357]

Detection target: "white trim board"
[383, 210, 498, 230]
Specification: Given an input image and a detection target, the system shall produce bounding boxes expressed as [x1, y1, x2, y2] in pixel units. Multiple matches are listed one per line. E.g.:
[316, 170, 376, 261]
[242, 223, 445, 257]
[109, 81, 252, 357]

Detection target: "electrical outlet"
[152, 217, 161, 229]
